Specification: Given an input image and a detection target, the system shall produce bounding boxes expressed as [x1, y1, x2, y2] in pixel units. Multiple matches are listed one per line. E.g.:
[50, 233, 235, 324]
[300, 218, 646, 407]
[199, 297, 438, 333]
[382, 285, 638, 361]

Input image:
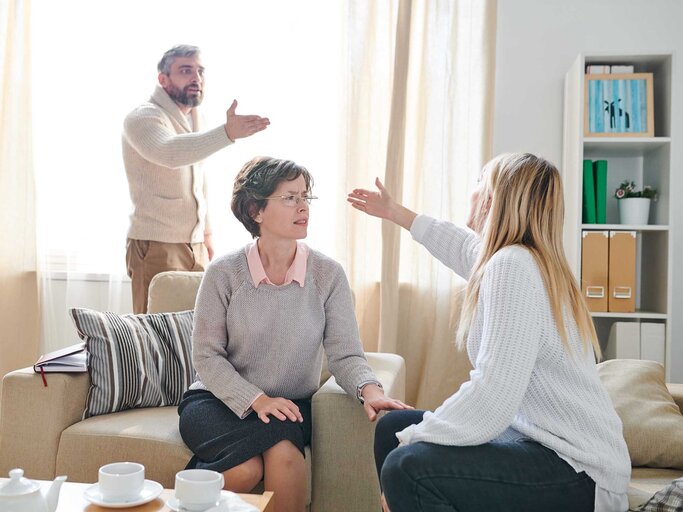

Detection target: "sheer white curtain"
[0, 0, 40, 391]
[27, 0, 497, 408]
[31, 0, 345, 353]
[340, 0, 497, 408]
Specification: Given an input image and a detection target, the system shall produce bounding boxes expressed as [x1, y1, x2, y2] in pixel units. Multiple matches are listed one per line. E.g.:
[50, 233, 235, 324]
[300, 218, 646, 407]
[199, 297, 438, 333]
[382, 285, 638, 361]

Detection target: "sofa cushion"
[598, 359, 683, 469]
[69, 308, 195, 418]
[147, 271, 203, 314]
[56, 406, 191, 488]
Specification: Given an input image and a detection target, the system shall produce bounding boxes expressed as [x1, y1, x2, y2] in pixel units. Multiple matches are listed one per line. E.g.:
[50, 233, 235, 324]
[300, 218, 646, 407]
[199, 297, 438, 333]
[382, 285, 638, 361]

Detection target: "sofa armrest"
[0, 368, 90, 479]
[667, 383, 683, 411]
[364, 353, 406, 402]
[310, 352, 406, 512]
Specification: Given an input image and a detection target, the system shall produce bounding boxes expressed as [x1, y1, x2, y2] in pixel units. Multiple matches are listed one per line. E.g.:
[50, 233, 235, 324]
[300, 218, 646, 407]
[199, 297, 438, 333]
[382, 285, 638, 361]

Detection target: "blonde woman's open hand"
[347, 178, 395, 220]
[347, 178, 418, 231]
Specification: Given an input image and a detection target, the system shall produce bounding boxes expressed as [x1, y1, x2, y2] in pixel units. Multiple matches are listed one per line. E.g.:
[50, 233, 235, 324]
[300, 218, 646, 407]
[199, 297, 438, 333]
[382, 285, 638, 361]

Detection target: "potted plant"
[614, 180, 657, 225]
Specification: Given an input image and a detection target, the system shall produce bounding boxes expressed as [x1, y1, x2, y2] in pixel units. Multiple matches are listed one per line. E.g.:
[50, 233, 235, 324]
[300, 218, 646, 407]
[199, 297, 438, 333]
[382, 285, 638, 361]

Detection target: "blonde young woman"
[347, 153, 630, 512]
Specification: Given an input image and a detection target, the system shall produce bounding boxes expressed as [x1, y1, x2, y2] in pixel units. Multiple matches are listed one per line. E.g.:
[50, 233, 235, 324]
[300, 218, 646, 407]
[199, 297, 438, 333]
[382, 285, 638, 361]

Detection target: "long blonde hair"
[456, 153, 600, 358]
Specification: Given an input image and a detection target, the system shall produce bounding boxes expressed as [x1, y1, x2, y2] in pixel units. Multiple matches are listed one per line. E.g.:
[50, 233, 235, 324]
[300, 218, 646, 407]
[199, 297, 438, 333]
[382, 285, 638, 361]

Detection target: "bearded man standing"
[123, 45, 269, 313]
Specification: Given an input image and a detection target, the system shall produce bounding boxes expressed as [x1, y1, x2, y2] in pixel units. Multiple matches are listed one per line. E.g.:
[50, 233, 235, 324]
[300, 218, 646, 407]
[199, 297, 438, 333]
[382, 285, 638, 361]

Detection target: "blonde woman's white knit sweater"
[397, 215, 630, 496]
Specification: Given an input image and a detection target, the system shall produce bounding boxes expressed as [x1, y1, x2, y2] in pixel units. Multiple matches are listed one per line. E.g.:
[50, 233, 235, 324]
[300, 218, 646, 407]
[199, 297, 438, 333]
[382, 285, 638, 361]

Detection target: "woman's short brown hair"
[232, 157, 313, 238]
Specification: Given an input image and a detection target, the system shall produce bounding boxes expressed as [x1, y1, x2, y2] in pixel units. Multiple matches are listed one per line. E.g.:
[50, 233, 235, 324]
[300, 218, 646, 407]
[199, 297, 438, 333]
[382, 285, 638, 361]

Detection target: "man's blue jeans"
[374, 410, 595, 512]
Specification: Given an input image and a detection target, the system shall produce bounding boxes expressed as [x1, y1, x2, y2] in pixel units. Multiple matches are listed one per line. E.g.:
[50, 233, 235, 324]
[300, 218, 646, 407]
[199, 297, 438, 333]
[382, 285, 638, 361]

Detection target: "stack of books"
[585, 64, 635, 74]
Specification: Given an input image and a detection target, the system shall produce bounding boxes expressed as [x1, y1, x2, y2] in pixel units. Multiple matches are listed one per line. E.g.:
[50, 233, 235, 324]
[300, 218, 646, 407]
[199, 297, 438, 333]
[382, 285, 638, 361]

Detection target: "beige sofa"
[0, 271, 406, 512]
[2, 271, 682, 510]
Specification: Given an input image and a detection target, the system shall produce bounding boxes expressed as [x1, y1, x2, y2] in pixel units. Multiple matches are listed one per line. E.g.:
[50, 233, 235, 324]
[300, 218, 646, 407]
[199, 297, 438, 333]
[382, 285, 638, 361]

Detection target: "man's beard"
[167, 84, 203, 108]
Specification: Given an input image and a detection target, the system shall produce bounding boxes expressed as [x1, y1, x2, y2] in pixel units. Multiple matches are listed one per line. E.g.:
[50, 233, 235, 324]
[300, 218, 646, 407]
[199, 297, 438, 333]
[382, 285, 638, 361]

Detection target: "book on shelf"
[611, 65, 635, 74]
[34, 342, 88, 374]
[586, 64, 610, 74]
[593, 160, 608, 224]
[605, 322, 640, 359]
[582, 160, 597, 223]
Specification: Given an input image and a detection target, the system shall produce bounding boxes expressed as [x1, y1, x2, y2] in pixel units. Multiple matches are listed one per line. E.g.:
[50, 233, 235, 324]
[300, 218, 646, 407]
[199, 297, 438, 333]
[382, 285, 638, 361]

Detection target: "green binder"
[593, 160, 608, 224]
[582, 160, 596, 224]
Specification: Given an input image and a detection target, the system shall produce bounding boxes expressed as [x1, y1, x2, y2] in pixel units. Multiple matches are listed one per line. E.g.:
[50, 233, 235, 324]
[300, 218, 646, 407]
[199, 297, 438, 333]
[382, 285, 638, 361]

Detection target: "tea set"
[0, 464, 258, 511]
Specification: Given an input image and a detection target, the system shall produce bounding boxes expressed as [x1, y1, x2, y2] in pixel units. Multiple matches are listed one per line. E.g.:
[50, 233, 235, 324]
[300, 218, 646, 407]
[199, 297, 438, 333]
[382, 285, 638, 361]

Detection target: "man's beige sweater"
[122, 86, 233, 243]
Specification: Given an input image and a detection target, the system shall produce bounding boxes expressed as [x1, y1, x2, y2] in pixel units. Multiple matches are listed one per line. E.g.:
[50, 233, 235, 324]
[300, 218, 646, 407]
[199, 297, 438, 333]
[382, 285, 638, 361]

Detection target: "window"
[32, 0, 344, 274]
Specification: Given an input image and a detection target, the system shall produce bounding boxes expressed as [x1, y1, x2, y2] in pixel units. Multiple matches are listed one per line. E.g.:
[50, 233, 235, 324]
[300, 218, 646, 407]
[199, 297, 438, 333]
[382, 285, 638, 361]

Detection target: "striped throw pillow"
[69, 308, 195, 419]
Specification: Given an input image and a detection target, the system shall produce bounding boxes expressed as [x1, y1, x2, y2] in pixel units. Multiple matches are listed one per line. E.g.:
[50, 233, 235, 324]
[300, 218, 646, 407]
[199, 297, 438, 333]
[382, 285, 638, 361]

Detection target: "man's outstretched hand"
[225, 100, 270, 140]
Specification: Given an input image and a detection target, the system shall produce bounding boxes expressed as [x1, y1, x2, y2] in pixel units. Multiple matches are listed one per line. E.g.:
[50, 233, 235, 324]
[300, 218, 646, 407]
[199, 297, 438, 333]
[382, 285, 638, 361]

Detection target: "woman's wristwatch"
[356, 381, 383, 404]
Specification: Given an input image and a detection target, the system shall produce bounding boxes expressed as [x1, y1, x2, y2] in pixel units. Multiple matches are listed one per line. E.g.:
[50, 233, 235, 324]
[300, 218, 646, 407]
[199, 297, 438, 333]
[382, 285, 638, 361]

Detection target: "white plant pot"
[618, 197, 651, 225]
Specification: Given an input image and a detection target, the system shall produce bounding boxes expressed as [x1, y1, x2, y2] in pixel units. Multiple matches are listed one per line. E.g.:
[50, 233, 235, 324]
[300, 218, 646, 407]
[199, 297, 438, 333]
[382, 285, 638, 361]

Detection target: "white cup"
[98, 462, 145, 502]
[174, 469, 224, 511]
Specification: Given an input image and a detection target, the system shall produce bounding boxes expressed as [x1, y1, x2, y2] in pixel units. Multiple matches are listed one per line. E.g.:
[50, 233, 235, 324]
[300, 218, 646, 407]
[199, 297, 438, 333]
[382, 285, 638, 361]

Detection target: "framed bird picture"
[584, 73, 654, 137]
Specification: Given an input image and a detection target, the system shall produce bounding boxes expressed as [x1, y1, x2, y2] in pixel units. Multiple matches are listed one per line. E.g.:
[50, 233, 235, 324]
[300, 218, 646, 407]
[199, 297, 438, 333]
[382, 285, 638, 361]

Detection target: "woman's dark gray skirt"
[178, 389, 312, 471]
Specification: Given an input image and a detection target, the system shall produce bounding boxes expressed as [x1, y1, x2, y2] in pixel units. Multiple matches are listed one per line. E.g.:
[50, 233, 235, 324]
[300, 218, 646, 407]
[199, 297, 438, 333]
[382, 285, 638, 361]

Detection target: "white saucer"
[166, 495, 229, 512]
[83, 479, 163, 508]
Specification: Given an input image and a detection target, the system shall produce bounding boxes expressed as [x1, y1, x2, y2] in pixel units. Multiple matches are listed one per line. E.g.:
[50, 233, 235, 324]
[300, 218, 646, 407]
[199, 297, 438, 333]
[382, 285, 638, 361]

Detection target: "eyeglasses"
[264, 195, 318, 207]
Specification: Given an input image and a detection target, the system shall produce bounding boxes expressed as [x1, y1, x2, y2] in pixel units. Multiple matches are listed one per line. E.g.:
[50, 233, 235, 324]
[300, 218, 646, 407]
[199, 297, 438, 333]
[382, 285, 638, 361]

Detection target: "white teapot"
[0, 468, 67, 512]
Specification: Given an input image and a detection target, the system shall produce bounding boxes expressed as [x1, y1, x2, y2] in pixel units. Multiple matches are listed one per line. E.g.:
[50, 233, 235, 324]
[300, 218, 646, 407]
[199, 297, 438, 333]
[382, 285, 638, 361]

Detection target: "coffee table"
[2, 479, 274, 512]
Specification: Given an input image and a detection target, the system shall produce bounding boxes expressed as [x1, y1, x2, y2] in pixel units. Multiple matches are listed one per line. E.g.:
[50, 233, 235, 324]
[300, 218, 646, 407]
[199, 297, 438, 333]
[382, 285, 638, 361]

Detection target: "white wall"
[493, 0, 683, 380]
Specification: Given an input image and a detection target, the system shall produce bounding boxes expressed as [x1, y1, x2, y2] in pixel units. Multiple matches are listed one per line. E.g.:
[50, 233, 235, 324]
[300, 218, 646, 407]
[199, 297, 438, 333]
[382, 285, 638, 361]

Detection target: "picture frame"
[584, 73, 654, 137]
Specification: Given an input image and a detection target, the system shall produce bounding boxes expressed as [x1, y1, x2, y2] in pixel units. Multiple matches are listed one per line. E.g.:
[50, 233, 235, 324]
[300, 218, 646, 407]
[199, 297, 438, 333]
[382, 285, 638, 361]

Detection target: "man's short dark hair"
[232, 157, 313, 238]
[158, 45, 200, 74]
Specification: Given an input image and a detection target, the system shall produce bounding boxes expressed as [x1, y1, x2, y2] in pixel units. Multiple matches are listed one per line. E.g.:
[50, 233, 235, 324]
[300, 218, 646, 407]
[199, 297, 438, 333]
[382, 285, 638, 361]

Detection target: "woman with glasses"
[348, 153, 630, 512]
[179, 156, 410, 512]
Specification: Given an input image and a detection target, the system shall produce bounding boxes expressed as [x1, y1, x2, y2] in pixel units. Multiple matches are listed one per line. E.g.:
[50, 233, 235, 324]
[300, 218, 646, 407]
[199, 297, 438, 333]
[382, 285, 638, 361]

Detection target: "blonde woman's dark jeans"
[374, 410, 596, 512]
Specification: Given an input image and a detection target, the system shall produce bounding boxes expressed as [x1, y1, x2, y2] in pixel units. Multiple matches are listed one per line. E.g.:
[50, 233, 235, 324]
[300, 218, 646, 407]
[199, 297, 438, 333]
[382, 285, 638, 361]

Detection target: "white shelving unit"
[562, 53, 673, 376]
